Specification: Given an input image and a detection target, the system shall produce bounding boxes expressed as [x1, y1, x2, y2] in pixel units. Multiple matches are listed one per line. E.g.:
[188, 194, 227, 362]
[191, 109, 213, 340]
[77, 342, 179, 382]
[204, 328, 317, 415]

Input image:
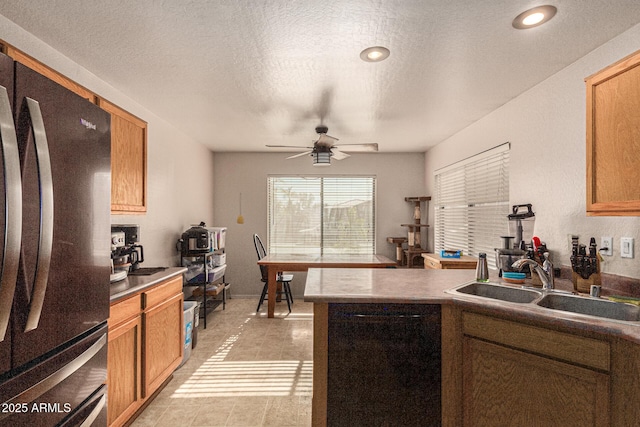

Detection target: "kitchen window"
[434, 143, 510, 269]
[267, 176, 376, 255]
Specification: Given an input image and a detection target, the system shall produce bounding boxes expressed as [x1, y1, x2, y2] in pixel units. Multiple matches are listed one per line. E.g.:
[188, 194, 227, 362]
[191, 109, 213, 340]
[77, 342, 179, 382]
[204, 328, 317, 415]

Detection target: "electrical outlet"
[621, 237, 634, 258]
[601, 237, 613, 256]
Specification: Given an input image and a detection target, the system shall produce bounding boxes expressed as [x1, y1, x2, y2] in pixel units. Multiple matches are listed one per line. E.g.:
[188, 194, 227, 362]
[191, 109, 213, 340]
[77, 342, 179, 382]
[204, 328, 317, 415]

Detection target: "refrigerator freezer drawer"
[59, 385, 107, 427]
[0, 324, 107, 426]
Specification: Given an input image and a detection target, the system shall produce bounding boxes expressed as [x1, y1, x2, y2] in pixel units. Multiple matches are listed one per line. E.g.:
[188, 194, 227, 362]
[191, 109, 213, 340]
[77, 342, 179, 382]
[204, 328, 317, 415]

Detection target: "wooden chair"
[253, 234, 293, 312]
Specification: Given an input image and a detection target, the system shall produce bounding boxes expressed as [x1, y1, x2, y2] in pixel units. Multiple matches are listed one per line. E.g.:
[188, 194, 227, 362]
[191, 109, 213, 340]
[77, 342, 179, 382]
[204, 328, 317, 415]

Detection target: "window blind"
[434, 144, 510, 269]
[268, 176, 376, 255]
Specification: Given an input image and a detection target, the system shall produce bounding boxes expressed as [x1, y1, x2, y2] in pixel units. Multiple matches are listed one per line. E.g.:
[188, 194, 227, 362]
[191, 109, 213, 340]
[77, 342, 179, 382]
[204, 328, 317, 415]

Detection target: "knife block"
[572, 258, 602, 293]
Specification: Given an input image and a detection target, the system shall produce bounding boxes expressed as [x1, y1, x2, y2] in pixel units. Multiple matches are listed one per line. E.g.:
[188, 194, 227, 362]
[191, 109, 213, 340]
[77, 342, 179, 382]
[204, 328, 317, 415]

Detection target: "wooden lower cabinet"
[107, 276, 184, 427]
[442, 306, 640, 427]
[107, 315, 142, 426]
[143, 292, 184, 394]
[463, 337, 609, 426]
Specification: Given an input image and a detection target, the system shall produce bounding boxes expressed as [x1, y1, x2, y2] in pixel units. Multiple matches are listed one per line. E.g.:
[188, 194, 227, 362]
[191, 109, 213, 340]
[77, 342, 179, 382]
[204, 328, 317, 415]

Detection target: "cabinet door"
[462, 337, 609, 426]
[98, 98, 147, 214]
[143, 292, 183, 395]
[585, 49, 640, 216]
[108, 315, 142, 427]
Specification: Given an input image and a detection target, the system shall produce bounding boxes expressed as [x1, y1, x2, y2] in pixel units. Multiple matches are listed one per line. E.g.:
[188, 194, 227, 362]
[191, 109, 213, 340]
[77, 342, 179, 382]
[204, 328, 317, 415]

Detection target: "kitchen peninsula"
[305, 268, 640, 426]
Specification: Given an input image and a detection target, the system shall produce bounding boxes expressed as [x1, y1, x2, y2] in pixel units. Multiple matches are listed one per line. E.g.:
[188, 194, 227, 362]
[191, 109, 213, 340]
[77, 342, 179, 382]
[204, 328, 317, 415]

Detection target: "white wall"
[0, 15, 216, 267]
[213, 152, 425, 298]
[425, 23, 640, 279]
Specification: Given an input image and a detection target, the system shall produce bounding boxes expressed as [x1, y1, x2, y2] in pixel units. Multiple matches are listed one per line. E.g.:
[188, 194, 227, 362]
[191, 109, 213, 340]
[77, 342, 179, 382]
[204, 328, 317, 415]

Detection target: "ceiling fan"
[266, 125, 378, 166]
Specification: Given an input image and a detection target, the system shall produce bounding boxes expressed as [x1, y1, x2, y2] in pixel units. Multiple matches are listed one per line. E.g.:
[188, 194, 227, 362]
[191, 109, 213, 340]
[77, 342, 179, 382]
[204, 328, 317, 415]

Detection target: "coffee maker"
[111, 224, 144, 281]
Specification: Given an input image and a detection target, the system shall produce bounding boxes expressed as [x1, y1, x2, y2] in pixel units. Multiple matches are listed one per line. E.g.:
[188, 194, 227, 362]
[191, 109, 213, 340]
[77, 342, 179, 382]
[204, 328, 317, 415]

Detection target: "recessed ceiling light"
[512, 5, 557, 29]
[360, 46, 390, 62]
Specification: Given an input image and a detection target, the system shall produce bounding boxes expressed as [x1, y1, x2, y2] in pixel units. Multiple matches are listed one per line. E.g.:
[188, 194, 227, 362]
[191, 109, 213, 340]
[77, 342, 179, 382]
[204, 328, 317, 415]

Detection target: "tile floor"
[131, 298, 314, 427]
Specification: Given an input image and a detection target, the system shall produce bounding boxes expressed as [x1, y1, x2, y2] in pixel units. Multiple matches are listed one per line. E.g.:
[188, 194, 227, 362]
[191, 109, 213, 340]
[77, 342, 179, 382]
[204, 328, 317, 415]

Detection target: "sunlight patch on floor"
[169, 312, 313, 398]
[171, 360, 313, 397]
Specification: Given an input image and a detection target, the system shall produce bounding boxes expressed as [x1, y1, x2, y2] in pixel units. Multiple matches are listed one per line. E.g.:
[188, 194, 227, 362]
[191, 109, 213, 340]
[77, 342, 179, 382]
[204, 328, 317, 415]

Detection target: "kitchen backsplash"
[560, 266, 640, 298]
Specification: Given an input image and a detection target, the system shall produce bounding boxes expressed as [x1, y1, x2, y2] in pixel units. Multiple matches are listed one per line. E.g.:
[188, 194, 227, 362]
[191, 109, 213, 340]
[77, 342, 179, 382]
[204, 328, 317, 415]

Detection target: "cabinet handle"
[0, 85, 22, 342]
[22, 97, 54, 333]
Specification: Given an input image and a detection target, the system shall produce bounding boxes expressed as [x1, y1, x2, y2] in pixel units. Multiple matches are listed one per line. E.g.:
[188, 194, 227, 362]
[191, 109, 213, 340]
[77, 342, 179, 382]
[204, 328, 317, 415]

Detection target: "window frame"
[267, 175, 377, 255]
[433, 143, 510, 269]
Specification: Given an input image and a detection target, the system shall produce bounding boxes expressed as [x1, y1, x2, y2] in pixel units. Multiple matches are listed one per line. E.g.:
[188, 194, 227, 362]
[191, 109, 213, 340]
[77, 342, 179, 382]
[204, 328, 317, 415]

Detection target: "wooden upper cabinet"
[5, 45, 96, 102]
[2, 41, 149, 215]
[98, 98, 148, 214]
[585, 49, 640, 216]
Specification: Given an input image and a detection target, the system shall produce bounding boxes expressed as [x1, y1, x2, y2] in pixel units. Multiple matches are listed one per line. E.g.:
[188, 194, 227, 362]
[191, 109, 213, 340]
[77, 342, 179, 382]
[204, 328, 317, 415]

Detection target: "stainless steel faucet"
[512, 257, 555, 290]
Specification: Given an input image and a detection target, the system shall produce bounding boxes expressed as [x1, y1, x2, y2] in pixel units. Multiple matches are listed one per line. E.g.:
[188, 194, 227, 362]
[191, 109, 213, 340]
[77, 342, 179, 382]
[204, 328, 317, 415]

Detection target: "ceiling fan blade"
[331, 149, 351, 160]
[316, 133, 338, 147]
[266, 144, 313, 150]
[286, 151, 312, 159]
[333, 143, 378, 152]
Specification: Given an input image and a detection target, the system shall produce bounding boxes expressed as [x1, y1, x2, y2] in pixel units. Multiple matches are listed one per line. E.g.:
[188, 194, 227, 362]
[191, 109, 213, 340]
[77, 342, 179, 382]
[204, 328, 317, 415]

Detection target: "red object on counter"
[532, 236, 541, 250]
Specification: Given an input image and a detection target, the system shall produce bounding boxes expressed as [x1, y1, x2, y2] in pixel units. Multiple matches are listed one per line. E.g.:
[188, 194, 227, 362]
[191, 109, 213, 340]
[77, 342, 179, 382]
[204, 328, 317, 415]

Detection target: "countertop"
[304, 267, 476, 304]
[303, 268, 640, 344]
[110, 267, 187, 303]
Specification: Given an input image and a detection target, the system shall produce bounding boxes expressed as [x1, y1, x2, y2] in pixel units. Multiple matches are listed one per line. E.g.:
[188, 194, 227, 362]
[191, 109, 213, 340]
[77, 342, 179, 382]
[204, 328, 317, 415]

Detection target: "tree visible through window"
[268, 176, 376, 255]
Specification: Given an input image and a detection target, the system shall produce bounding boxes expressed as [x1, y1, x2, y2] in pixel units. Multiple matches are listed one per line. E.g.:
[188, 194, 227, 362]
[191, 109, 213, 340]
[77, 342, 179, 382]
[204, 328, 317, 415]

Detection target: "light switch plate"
[621, 237, 634, 258]
[601, 237, 613, 256]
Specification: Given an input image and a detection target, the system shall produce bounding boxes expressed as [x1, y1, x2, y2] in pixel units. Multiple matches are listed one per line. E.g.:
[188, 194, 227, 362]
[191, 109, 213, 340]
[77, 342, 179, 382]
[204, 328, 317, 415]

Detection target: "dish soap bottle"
[476, 253, 489, 282]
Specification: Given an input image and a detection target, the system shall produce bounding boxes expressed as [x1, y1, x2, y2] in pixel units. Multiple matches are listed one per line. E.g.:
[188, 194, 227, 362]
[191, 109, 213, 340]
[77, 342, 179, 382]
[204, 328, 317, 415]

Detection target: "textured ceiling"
[1, 1, 640, 153]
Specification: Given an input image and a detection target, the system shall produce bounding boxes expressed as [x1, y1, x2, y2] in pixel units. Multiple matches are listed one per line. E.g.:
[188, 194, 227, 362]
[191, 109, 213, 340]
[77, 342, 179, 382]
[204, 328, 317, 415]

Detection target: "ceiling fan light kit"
[266, 125, 378, 166]
[313, 151, 332, 166]
[512, 5, 557, 29]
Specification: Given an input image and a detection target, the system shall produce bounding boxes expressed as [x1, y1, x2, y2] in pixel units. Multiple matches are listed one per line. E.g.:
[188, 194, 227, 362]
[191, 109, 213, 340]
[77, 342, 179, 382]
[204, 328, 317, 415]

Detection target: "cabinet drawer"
[110, 295, 142, 327]
[423, 257, 441, 269]
[462, 312, 610, 371]
[142, 276, 183, 309]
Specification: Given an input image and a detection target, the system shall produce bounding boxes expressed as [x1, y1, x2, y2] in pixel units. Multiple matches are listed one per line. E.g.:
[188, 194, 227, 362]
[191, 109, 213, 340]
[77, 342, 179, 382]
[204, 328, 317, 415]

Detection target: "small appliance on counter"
[495, 236, 526, 277]
[494, 204, 535, 277]
[110, 230, 128, 282]
[507, 204, 536, 250]
[111, 224, 145, 281]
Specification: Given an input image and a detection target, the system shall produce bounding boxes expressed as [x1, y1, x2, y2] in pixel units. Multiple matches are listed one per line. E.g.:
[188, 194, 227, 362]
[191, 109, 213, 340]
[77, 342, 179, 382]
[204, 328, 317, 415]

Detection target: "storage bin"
[212, 253, 226, 266]
[185, 263, 226, 284]
[179, 301, 197, 367]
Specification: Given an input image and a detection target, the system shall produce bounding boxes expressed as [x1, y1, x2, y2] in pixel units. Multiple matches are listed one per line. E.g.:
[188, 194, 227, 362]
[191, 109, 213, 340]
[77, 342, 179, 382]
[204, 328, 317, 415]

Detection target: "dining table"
[257, 253, 397, 318]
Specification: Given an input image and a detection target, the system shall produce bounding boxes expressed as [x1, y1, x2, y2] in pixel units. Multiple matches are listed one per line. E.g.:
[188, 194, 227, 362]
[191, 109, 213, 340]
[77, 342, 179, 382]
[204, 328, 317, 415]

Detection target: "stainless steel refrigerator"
[0, 52, 111, 426]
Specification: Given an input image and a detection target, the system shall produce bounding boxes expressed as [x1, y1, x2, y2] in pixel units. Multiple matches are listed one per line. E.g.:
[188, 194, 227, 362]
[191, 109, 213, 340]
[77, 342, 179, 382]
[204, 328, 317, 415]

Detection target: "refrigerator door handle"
[1, 333, 106, 409]
[78, 393, 106, 427]
[23, 97, 54, 333]
[0, 85, 22, 342]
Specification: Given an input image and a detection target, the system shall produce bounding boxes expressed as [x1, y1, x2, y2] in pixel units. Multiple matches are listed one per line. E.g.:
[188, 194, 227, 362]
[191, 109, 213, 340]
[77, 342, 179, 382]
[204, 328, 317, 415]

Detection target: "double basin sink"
[450, 281, 640, 323]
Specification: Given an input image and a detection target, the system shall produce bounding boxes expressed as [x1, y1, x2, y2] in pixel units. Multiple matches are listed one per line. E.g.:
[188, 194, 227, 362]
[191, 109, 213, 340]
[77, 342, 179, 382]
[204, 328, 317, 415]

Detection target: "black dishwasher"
[327, 303, 441, 426]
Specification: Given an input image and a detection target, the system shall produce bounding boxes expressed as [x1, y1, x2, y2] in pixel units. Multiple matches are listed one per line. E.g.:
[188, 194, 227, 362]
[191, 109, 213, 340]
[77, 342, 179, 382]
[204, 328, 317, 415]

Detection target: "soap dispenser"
[476, 253, 489, 282]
